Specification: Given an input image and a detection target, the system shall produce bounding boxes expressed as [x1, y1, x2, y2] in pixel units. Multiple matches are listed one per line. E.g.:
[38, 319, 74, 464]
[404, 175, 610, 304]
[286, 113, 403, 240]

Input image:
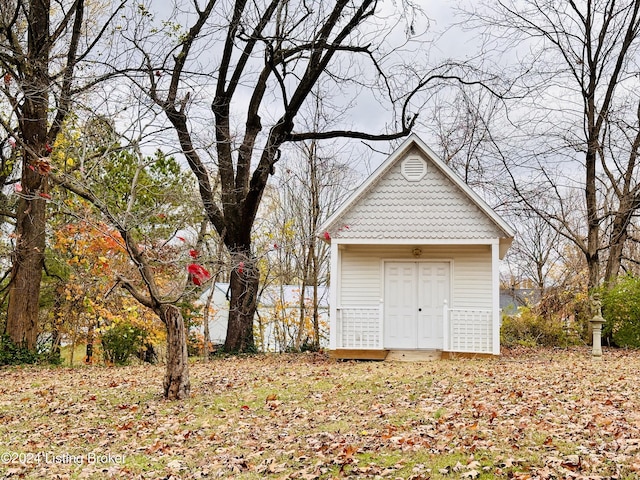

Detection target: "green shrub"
[101, 322, 148, 365]
[500, 307, 568, 347]
[601, 275, 640, 348]
[0, 335, 41, 366]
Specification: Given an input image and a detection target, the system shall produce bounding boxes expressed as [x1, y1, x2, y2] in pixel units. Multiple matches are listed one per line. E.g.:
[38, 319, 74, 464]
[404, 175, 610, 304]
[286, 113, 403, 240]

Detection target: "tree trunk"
[160, 304, 190, 400]
[308, 142, 321, 350]
[295, 275, 308, 351]
[202, 287, 213, 360]
[6, 0, 51, 350]
[585, 145, 600, 291]
[224, 252, 258, 352]
[85, 321, 94, 363]
[604, 210, 631, 285]
[5, 192, 45, 349]
[49, 290, 62, 363]
[49, 328, 61, 364]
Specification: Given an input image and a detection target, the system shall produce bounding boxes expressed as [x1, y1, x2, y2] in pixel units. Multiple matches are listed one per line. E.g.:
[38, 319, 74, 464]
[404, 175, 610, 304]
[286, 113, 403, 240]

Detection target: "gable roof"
[319, 134, 515, 252]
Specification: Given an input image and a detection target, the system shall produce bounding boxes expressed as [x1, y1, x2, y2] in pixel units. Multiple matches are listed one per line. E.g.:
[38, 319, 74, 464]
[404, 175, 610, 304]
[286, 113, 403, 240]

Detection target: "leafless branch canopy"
[120, 0, 502, 254]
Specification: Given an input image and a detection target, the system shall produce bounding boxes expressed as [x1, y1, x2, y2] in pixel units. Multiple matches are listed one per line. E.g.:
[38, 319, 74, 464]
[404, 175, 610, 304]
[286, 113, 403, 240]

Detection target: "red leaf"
[177, 236, 185, 242]
[238, 261, 244, 275]
[188, 263, 210, 286]
[189, 249, 199, 258]
[323, 231, 331, 241]
[34, 158, 52, 175]
[8, 137, 16, 148]
[45, 143, 53, 154]
[14, 183, 22, 193]
[39, 192, 52, 200]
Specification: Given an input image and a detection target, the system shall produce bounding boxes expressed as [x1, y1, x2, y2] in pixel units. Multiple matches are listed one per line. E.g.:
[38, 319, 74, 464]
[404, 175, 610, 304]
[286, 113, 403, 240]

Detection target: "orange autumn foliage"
[50, 217, 166, 358]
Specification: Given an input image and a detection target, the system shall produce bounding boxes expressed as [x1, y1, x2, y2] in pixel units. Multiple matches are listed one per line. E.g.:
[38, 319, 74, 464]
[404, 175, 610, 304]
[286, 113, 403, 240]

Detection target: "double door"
[383, 262, 450, 349]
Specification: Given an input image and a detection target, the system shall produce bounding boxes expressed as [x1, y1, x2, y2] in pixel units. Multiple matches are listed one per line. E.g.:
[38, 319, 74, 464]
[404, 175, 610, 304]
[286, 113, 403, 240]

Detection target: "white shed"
[320, 134, 515, 359]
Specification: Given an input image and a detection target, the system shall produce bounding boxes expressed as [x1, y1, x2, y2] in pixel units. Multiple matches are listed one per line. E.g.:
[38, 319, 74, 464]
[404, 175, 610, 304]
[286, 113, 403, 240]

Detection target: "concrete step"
[386, 350, 442, 362]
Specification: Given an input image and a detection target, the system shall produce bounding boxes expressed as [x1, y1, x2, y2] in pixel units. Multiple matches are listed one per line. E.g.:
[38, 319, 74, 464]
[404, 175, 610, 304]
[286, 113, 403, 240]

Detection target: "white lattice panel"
[338, 307, 381, 349]
[448, 309, 492, 353]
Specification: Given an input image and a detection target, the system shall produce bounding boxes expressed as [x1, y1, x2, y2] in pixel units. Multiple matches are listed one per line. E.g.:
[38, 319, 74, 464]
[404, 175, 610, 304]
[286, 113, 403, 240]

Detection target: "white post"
[442, 299, 449, 352]
[379, 300, 384, 349]
[329, 242, 340, 350]
[491, 241, 500, 355]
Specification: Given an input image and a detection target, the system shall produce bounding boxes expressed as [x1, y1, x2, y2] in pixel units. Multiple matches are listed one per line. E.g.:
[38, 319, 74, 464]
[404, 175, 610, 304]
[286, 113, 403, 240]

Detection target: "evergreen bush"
[0, 335, 40, 366]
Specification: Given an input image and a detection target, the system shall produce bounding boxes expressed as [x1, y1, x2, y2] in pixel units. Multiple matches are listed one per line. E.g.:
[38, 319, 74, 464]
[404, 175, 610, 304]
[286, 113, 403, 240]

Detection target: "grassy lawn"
[1, 347, 640, 479]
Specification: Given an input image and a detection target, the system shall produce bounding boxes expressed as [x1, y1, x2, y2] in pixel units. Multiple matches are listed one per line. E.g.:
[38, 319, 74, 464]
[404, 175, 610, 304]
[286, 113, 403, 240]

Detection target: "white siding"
[449, 246, 492, 309]
[340, 250, 382, 306]
[339, 244, 491, 309]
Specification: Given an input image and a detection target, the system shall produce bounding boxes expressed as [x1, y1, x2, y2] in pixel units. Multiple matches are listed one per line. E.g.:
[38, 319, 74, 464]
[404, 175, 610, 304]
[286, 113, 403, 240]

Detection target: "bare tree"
[504, 210, 564, 295]
[600, 100, 640, 282]
[0, 0, 126, 349]
[272, 142, 356, 349]
[292, 139, 345, 350]
[123, 0, 489, 352]
[469, 0, 640, 291]
[427, 85, 508, 199]
[294, 108, 358, 349]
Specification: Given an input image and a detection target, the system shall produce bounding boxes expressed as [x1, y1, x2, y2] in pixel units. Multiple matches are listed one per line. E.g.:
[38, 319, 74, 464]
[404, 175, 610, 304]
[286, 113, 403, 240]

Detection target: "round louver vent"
[401, 156, 427, 181]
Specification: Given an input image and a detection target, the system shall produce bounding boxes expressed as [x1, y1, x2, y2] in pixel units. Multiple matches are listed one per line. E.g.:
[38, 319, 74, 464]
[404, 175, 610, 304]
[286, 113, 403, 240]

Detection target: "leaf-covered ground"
[1, 348, 640, 479]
